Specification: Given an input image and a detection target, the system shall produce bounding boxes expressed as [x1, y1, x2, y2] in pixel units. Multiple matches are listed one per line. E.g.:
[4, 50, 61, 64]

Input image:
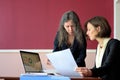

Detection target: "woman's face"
[86, 22, 100, 40]
[64, 20, 75, 36]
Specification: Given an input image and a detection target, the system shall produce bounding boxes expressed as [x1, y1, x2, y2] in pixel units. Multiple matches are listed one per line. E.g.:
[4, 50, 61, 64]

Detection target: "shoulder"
[108, 38, 120, 44]
[107, 38, 120, 48]
[54, 32, 59, 39]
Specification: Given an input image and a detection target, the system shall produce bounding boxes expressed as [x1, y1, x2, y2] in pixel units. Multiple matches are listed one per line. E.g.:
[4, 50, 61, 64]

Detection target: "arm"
[53, 32, 60, 52]
[76, 36, 87, 67]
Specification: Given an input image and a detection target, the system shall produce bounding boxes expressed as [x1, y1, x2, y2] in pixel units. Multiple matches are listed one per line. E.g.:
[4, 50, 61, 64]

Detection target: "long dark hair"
[57, 10, 85, 47]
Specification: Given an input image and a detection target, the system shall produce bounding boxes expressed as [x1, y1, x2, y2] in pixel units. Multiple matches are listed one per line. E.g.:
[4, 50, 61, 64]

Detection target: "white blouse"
[95, 38, 110, 68]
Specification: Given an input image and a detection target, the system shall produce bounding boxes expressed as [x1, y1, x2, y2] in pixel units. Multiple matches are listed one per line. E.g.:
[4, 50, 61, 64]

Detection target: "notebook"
[20, 51, 55, 76]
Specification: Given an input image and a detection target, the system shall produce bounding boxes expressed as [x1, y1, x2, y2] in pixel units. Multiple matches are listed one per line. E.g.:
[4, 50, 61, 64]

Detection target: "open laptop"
[20, 51, 55, 76]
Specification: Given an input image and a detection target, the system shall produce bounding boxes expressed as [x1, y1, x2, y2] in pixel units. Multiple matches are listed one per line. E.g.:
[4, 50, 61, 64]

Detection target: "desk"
[71, 77, 101, 80]
[0, 77, 19, 80]
[0, 77, 101, 80]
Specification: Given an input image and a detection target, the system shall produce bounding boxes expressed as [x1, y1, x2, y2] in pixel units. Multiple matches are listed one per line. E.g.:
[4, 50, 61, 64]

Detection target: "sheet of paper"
[46, 49, 83, 78]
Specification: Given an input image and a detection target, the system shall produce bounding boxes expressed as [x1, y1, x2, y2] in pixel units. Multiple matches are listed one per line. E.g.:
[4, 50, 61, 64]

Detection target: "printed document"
[46, 49, 83, 78]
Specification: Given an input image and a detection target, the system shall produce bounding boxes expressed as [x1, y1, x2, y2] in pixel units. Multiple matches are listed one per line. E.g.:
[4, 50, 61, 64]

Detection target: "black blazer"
[53, 33, 87, 67]
[91, 39, 120, 80]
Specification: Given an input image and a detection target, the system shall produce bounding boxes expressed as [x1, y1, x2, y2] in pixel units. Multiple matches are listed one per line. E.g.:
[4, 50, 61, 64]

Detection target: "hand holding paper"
[46, 49, 83, 77]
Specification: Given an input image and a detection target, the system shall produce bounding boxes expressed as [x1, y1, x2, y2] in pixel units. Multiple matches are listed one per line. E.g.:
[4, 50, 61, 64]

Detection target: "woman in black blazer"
[76, 16, 120, 80]
[53, 10, 87, 67]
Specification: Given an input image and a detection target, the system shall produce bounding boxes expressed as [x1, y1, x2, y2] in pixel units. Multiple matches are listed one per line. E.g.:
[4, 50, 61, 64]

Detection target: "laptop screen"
[20, 51, 43, 73]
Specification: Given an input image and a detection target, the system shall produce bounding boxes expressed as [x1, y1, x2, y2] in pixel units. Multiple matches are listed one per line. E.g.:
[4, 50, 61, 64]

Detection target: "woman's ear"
[96, 26, 101, 32]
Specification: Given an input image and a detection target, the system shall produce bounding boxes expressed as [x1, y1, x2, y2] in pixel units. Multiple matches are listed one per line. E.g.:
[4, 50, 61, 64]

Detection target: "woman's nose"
[86, 31, 89, 35]
[69, 26, 73, 31]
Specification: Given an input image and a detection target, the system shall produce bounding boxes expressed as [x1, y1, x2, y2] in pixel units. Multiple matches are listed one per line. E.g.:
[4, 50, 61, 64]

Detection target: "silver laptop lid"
[20, 51, 43, 73]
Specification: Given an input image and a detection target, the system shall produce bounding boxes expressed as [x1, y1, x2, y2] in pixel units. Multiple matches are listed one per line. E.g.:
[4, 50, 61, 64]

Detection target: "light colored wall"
[114, 0, 120, 40]
[116, 0, 120, 40]
[0, 49, 95, 77]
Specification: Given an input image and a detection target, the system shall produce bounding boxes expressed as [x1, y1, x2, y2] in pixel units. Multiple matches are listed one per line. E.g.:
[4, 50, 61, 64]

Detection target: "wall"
[0, 50, 96, 77]
[114, 0, 120, 40]
[0, 0, 113, 49]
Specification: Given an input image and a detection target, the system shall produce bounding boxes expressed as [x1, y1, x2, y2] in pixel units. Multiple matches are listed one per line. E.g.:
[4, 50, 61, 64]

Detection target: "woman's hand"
[75, 67, 92, 77]
[47, 59, 51, 65]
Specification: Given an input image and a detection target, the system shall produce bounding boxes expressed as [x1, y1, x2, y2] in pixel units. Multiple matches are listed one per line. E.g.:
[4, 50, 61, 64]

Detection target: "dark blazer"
[53, 32, 87, 67]
[91, 39, 120, 80]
